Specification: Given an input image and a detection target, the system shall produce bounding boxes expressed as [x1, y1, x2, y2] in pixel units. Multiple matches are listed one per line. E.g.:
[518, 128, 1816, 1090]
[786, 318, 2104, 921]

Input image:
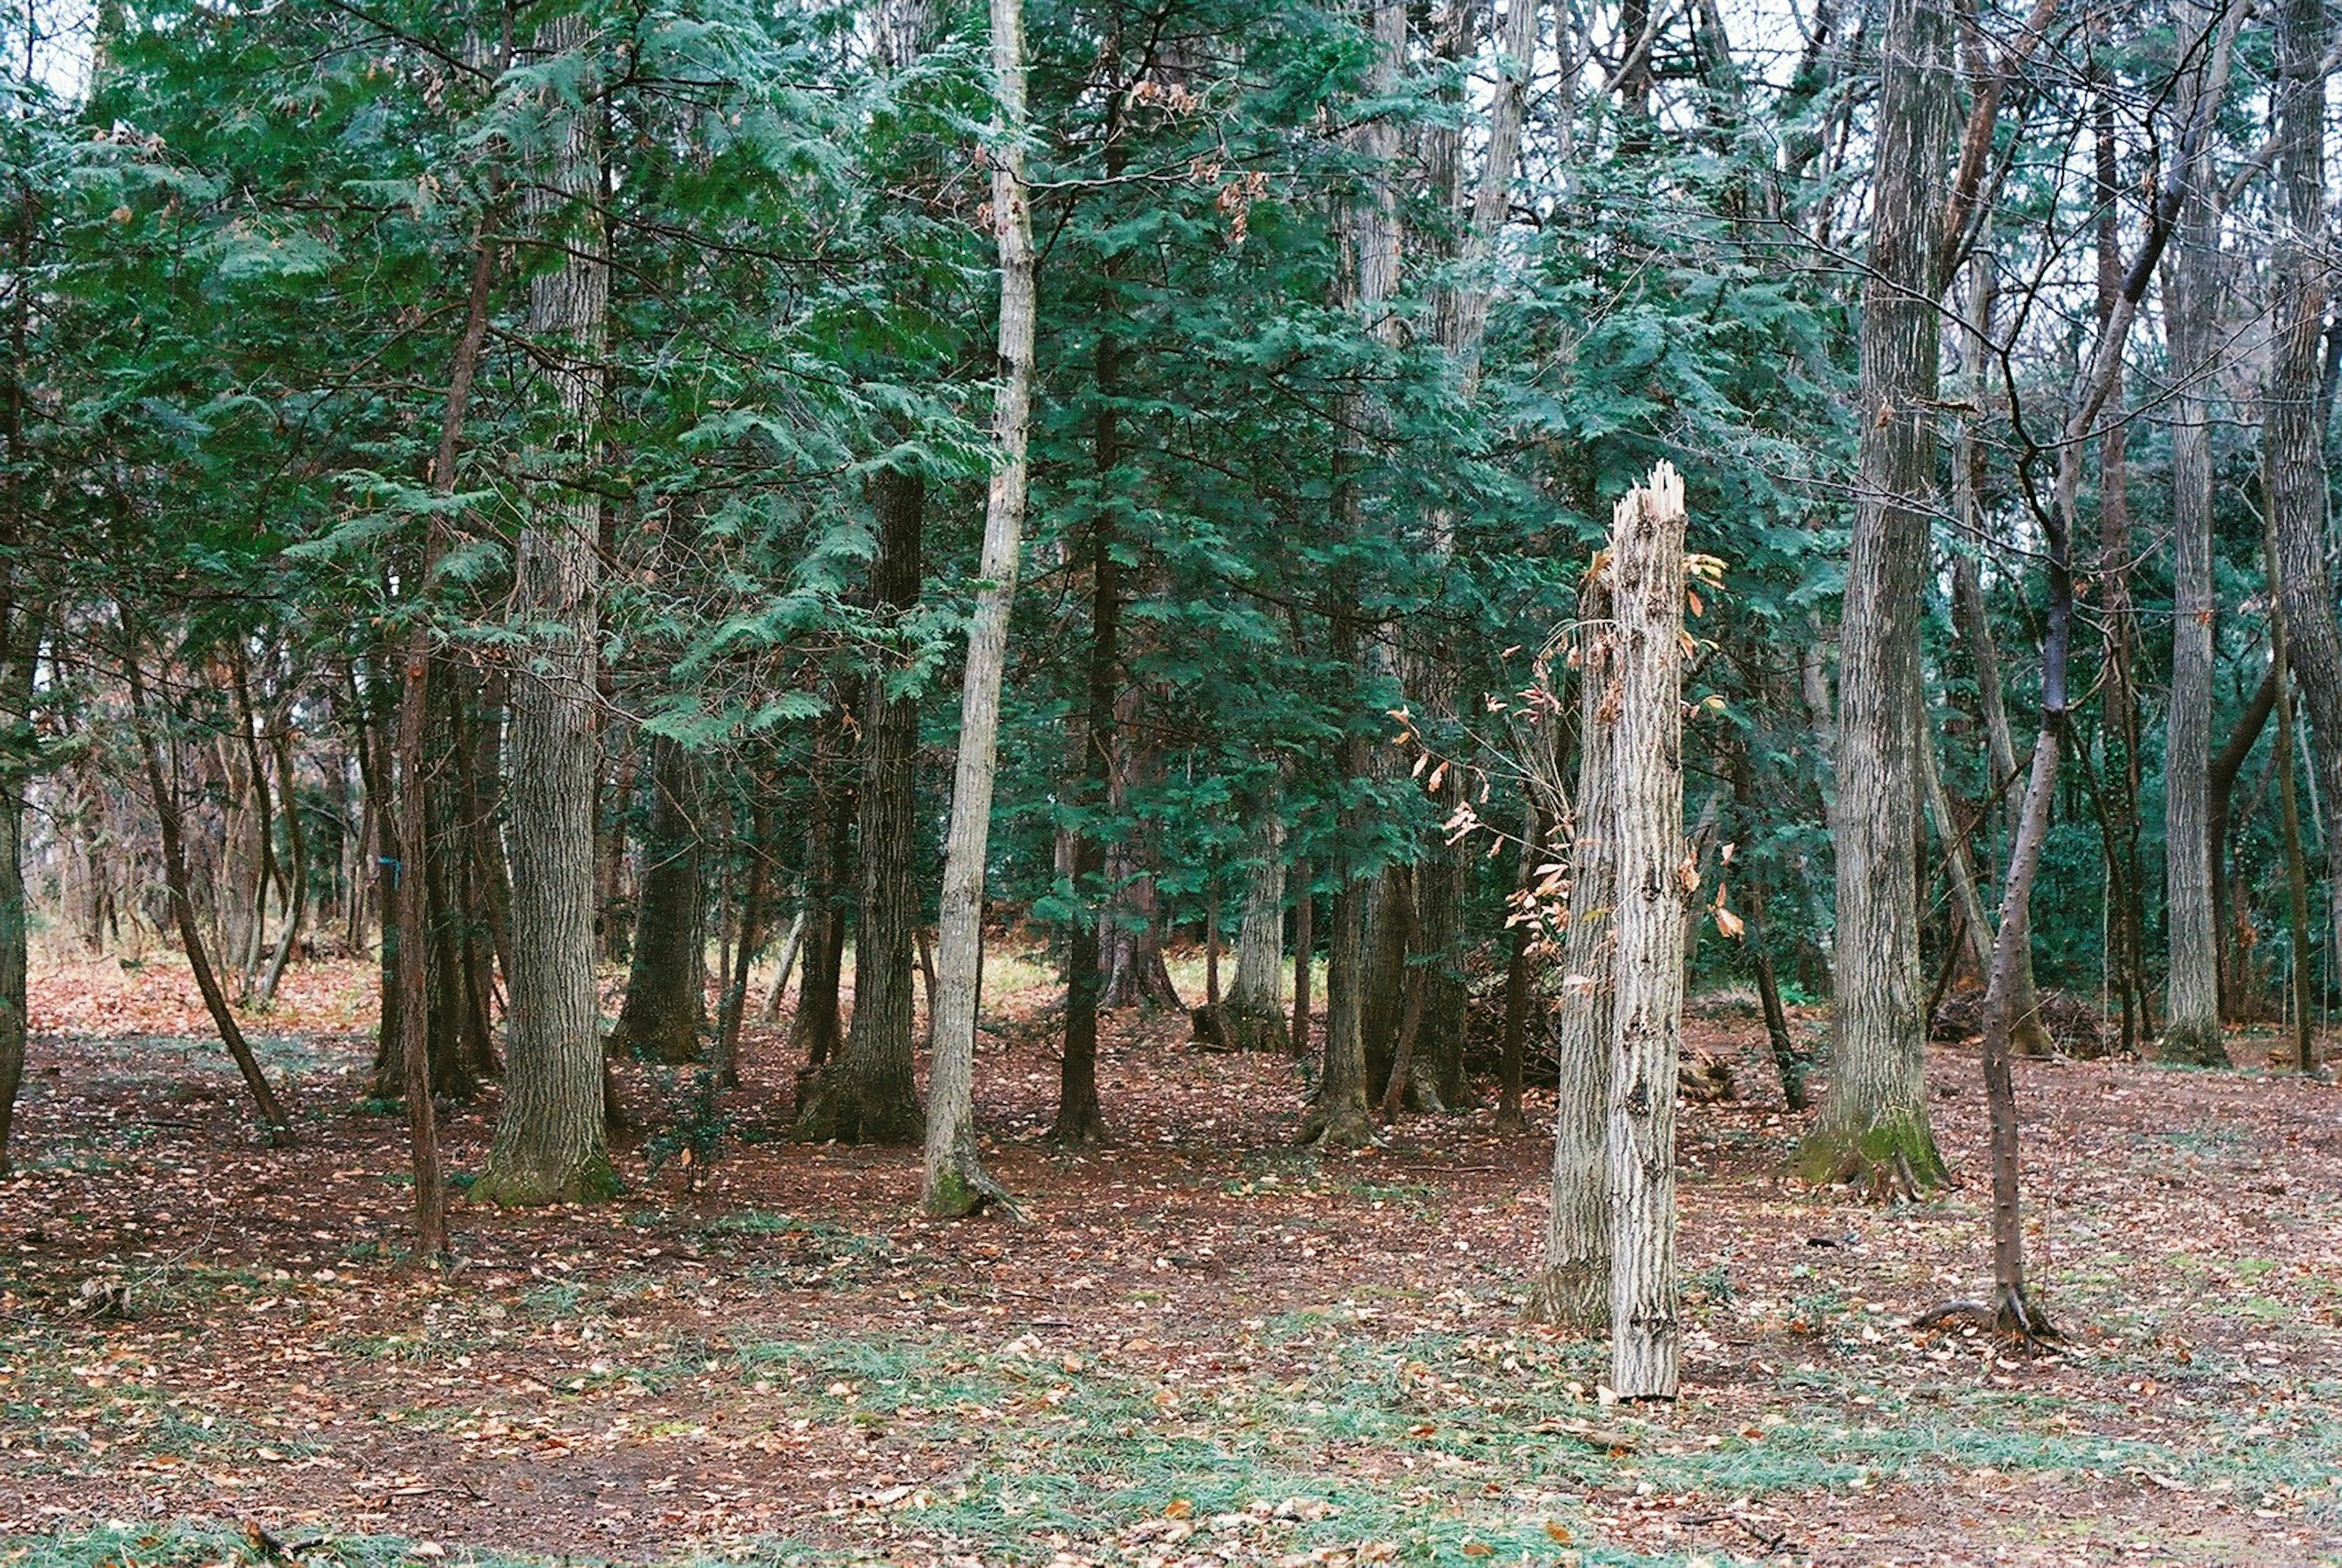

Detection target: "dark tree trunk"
[797, 470, 926, 1144]
[1055, 336, 1120, 1145]
[609, 736, 707, 1062]
[1290, 862, 1314, 1061]
[791, 752, 853, 1075]
[2264, 0, 2342, 996]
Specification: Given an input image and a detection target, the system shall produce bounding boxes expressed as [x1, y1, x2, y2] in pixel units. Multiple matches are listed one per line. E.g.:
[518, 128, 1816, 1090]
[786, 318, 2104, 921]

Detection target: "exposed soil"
[3, 953, 2340, 1567]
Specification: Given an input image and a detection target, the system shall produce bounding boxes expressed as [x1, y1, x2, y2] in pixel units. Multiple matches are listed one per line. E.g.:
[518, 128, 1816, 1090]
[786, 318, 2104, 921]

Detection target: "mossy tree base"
[469, 1152, 622, 1208]
[922, 1154, 1021, 1220]
[1794, 1108, 1948, 1199]
[1297, 1096, 1375, 1150]
[791, 1067, 925, 1145]
[2153, 1022, 2230, 1069]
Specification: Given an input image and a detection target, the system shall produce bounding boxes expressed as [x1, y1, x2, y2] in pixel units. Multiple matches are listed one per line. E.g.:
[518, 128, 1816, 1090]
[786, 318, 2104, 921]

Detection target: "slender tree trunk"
[1290, 862, 1314, 1061]
[2266, 529, 2318, 1073]
[761, 905, 806, 1025]
[800, 469, 926, 1143]
[2263, 0, 2342, 997]
[1603, 467, 1689, 1400]
[121, 628, 293, 1144]
[476, 10, 615, 1205]
[254, 721, 309, 1006]
[0, 633, 29, 1176]
[1494, 795, 1541, 1133]
[1807, 0, 1955, 1189]
[1055, 312, 1122, 1144]
[716, 802, 770, 1089]
[790, 759, 851, 1070]
[1526, 563, 1616, 1328]
[2161, 4, 2226, 1064]
[921, 0, 1032, 1215]
[609, 737, 707, 1062]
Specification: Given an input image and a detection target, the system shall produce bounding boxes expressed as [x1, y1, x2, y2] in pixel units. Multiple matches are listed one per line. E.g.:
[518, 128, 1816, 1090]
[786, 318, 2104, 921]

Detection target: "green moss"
[1794, 1105, 1948, 1194]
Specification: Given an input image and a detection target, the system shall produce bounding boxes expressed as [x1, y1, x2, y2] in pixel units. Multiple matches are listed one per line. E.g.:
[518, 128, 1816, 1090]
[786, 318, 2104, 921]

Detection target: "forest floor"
[4, 948, 2341, 1568]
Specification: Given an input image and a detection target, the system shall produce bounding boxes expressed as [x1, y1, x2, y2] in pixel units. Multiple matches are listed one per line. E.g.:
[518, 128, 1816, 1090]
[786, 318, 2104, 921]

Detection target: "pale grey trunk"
[476, 10, 615, 1205]
[1604, 467, 1689, 1401]
[1807, 0, 1954, 1189]
[1526, 564, 1616, 1328]
[921, 0, 1033, 1216]
[1229, 814, 1287, 1015]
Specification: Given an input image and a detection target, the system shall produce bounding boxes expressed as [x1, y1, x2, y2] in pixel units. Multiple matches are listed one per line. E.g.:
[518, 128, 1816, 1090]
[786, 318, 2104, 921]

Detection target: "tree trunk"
[791, 757, 851, 1071]
[1290, 861, 1314, 1061]
[2266, 528, 2318, 1073]
[609, 737, 707, 1063]
[2161, 8, 2226, 1064]
[2263, 0, 2342, 1002]
[1300, 808, 1377, 1150]
[475, 10, 615, 1206]
[1603, 467, 1689, 1401]
[800, 469, 926, 1144]
[0, 629, 29, 1176]
[121, 626, 293, 1144]
[920, 0, 1031, 1217]
[1805, 0, 1955, 1190]
[1526, 562, 1616, 1328]
[716, 802, 771, 1088]
[1056, 363, 1119, 1143]
[1228, 817, 1288, 1014]
[761, 906, 806, 1026]
[2211, 665, 2279, 1018]
[1494, 795, 1541, 1133]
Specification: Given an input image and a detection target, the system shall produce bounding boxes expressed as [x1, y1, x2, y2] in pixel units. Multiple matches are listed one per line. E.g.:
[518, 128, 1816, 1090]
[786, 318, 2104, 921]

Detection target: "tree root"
[1914, 1285, 2060, 1347]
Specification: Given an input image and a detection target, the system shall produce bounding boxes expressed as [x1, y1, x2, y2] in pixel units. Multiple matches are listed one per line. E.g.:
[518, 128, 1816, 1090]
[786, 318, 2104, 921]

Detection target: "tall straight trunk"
[1056, 359, 1119, 1143]
[390, 210, 495, 1256]
[2263, 0, 2342, 993]
[921, 0, 1033, 1216]
[0, 633, 28, 1176]
[121, 627, 293, 1144]
[596, 735, 636, 961]
[2266, 529, 2317, 1072]
[1290, 861, 1314, 1061]
[1526, 564, 1616, 1328]
[800, 469, 926, 1143]
[2091, 45, 2149, 1055]
[2161, 0, 2226, 1064]
[0, 178, 29, 1176]
[609, 737, 706, 1062]
[1302, 786, 1377, 1148]
[1807, 0, 1955, 1190]
[476, 11, 615, 1205]
[229, 654, 280, 1002]
[1606, 465, 1689, 1402]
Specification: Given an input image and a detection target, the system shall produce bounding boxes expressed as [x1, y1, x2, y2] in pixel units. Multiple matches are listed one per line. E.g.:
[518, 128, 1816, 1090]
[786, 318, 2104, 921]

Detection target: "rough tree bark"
[920, 0, 1032, 1217]
[474, 10, 616, 1206]
[609, 737, 707, 1063]
[799, 468, 926, 1144]
[2262, 0, 2342, 994]
[1804, 0, 1957, 1190]
[1603, 465, 1689, 1402]
[1525, 560, 1616, 1328]
[2161, 0, 2228, 1065]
